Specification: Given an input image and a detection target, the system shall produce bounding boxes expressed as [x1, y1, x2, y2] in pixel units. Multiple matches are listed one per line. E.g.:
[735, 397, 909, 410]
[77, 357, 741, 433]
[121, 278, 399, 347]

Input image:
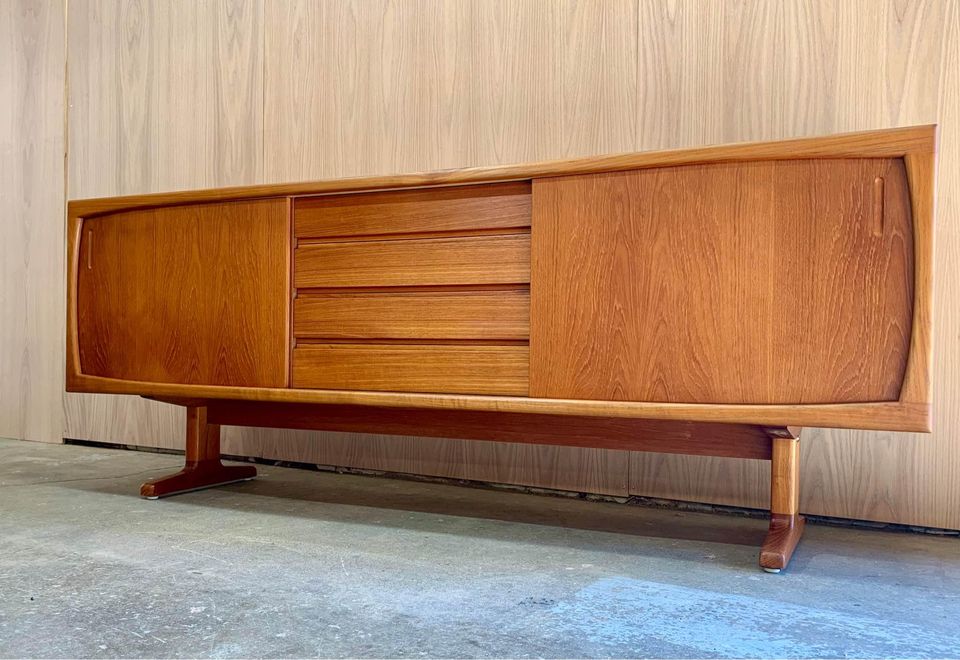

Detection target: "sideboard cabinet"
[67, 126, 936, 572]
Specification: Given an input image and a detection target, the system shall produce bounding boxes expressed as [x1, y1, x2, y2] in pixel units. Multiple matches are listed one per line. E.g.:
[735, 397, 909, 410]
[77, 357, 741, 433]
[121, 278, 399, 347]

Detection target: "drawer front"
[294, 234, 530, 288]
[294, 182, 531, 239]
[292, 344, 529, 395]
[291, 181, 532, 397]
[294, 289, 530, 340]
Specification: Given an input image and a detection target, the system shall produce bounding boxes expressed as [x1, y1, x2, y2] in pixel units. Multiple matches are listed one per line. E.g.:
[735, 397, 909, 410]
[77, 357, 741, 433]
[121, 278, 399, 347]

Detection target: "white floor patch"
[548, 577, 957, 658]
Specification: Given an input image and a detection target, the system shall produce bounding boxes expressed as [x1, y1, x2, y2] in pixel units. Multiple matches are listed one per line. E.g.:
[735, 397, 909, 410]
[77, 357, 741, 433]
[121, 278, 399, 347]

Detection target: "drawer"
[294, 289, 530, 340]
[292, 344, 529, 395]
[294, 182, 531, 239]
[294, 234, 530, 288]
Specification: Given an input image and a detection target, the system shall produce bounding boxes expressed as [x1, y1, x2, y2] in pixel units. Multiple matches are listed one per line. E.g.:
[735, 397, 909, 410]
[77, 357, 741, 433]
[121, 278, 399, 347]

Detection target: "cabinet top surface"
[67, 125, 936, 218]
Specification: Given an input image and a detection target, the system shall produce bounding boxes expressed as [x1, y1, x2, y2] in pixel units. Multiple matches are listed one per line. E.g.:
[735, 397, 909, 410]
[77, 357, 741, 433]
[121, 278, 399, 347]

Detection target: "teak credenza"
[67, 126, 936, 572]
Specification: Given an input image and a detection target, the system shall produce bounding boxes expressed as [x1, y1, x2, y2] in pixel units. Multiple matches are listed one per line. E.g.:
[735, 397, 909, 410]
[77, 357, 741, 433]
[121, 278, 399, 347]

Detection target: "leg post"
[759, 432, 805, 572]
[140, 406, 256, 499]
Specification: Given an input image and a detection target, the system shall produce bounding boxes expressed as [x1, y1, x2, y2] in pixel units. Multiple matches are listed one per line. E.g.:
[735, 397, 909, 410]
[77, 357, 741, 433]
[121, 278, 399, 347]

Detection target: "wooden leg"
[140, 406, 256, 499]
[760, 434, 805, 572]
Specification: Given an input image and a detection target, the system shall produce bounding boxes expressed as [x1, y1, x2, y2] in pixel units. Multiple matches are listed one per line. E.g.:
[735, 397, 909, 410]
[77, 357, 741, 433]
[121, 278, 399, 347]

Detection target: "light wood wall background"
[3, 0, 958, 528]
[1, 1, 65, 447]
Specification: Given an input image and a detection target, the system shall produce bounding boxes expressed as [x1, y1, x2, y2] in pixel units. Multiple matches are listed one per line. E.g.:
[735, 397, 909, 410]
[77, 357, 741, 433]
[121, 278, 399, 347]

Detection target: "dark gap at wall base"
[63, 438, 960, 538]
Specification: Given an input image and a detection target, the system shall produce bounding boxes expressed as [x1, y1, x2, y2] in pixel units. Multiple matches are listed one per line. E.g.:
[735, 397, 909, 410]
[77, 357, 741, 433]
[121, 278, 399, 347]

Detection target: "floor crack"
[0, 465, 182, 488]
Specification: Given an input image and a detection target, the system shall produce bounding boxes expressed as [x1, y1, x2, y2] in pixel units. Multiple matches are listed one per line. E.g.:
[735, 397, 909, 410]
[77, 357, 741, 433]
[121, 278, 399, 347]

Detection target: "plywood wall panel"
[154, 0, 263, 188]
[559, 0, 638, 156]
[263, 0, 565, 179]
[636, 1, 721, 150]
[59, 0, 960, 525]
[459, 0, 562, 164]
[0, 0, 65, 444]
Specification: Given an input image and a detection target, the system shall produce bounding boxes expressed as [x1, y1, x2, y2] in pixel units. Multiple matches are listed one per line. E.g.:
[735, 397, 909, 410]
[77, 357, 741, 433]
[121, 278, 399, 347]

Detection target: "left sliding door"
[75, 199, 290, 388]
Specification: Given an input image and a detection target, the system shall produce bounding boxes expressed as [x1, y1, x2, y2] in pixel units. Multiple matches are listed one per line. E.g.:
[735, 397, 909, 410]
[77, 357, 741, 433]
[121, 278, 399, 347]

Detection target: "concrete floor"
[1, 438, 958, 659]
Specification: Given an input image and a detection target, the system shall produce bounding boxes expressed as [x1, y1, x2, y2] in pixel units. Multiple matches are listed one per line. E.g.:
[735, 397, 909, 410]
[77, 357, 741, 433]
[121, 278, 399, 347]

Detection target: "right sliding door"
[529, 158, 914, 405]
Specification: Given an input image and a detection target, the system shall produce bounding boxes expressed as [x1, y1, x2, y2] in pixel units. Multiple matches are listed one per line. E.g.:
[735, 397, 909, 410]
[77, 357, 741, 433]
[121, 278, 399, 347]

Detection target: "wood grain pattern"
[294, 182, 531, 238]
[294, 289, 530, 340]
[76, 199, 289, 387]
[560, 0, 638, 156]
[531, 158, 914, 405]
[291, 344, 529, 396]
[0, 0, 65, 443]
[56, 0, 960, 529]
[771, 437, 801, 516]
[294, 234, 531, 288]
[207, 401, 775, 460]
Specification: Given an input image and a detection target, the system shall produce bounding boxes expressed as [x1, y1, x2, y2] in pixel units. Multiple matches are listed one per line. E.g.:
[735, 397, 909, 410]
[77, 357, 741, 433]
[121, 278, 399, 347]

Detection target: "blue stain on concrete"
[548, 577, 958, 658]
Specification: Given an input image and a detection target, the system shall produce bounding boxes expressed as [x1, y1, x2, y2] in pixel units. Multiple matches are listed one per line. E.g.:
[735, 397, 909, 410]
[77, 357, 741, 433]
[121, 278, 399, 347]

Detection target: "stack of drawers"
[291, 182, 532, 395]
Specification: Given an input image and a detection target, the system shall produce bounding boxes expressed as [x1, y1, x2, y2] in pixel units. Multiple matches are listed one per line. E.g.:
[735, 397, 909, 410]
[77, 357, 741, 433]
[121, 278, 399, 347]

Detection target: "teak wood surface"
[205, 401, 777, 460]
[530, 158, 914, 405]
[293, 289, 530, 341]
[291, 343, 530, 396]
[67, 125, 935, 434]
[294, 182, 532, 238]
[294, 233, 532, 289]
[76, 199, 290, 387]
